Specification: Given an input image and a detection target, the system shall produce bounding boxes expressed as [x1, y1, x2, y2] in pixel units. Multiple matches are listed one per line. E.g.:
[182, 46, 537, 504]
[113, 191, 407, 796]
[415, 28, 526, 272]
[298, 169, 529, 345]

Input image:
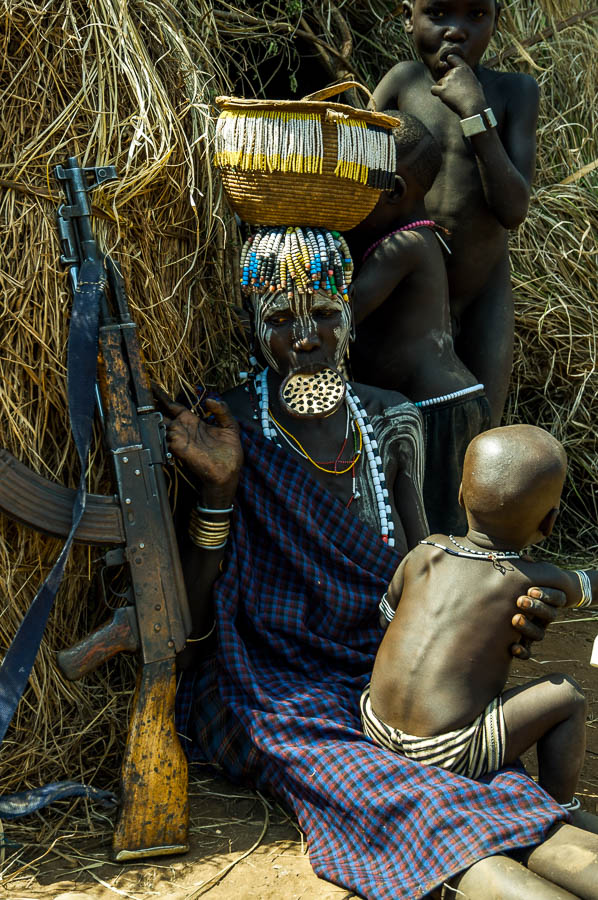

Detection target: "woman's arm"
[388, 403, 429, 551]
[392, 468, 428, 551]
[160, 395, 244, 659]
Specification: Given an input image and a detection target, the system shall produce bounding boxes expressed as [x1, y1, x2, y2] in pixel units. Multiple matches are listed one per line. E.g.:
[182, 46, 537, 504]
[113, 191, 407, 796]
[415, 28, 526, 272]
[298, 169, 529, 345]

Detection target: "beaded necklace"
[419, 535, 521, 575]
[362, 220, 440, 262]
[268, 407, 363, 475]
[255, 369, 395, 546]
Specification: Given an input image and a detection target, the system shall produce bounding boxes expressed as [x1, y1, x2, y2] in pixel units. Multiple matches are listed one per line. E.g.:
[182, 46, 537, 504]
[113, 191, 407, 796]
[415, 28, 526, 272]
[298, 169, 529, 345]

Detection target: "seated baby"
[362, 424, 595, 824]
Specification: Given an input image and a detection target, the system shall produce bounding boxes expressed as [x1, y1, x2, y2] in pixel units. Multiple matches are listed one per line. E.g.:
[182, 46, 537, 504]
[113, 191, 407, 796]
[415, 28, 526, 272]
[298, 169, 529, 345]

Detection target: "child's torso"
[370, 541, 535, 736]
[351, 229, 477, 399]
[393, 63, 513, 305]
[352, 309, 476, 400]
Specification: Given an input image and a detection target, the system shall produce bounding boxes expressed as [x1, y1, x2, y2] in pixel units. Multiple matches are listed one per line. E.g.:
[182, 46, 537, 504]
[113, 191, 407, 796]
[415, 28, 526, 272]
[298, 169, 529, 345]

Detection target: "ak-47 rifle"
[0, 157, 191, 860]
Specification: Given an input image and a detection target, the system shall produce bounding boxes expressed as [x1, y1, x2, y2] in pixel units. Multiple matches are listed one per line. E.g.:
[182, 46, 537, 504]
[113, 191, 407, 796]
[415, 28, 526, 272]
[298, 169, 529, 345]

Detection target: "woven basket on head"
[214, 82, 401, 230]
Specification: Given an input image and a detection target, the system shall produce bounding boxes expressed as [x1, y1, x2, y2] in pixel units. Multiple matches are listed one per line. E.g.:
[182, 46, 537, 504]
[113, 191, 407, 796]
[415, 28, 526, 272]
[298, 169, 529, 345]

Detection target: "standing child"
[371, 0, 540, 426]
[347, 111, 490, 534]
[361, 424, 594, 827]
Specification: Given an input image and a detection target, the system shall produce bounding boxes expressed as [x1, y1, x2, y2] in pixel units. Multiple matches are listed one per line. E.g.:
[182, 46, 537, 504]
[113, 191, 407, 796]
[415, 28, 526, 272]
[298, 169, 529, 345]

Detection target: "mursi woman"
[166, 225, 598, 900]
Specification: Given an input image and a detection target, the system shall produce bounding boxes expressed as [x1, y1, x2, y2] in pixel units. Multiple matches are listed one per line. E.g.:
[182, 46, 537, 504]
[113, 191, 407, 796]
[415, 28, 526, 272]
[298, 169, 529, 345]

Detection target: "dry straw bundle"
[0, 0, 242, 813]
[495, 4, 598, 565]
[0, 0, 596, 839]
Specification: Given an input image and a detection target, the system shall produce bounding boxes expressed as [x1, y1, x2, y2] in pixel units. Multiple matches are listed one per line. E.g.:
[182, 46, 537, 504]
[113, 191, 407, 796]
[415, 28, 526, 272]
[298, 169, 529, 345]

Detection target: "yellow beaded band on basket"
[214, 108, 397, 190]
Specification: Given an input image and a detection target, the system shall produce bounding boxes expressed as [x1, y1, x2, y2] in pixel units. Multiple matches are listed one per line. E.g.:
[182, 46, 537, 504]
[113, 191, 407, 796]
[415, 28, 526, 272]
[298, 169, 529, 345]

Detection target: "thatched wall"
[0, 0, 241, 802]
[0, 0, 596, 805]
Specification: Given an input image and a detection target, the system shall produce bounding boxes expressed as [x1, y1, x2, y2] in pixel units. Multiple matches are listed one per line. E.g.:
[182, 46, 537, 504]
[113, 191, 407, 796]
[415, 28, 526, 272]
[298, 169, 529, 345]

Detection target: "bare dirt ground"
[2, 613, 597, 900]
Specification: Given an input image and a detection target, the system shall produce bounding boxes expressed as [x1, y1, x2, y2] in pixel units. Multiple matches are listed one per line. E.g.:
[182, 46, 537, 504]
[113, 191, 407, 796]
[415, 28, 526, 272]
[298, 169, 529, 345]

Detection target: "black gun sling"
[0, 258, 116, 817]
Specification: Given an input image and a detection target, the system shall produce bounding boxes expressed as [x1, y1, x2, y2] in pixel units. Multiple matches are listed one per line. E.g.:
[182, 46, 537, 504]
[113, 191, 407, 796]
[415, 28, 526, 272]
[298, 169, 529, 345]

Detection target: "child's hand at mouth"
[431, 55, 488, 119]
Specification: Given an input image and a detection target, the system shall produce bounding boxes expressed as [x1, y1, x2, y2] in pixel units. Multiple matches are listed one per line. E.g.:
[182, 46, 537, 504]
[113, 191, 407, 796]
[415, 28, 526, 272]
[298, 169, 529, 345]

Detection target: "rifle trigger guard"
[100, 548, 130, 610]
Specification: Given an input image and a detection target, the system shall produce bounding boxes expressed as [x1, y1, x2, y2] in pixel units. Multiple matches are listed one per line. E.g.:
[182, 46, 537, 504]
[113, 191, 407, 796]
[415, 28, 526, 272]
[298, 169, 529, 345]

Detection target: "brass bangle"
[189, 535, 228, 545]
[189, 508, 230, 529]
[191, 521, 230, 531]
[188, 507, 230, 550]
[188, 527, 229, 538]
[188, 521, 230, 539]
[188, 532, 228, 550]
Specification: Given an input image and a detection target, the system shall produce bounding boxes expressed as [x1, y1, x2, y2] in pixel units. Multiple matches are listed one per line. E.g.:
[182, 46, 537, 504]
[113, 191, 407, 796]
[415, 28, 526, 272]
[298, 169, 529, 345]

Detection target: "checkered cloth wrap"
[176, 423, 565, 900]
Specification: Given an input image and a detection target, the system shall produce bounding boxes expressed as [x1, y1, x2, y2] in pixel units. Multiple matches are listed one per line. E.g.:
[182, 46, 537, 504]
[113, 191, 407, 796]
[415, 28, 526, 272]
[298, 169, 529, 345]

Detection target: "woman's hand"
[510, 586, 567, 659]
[157, 391, 244, 504]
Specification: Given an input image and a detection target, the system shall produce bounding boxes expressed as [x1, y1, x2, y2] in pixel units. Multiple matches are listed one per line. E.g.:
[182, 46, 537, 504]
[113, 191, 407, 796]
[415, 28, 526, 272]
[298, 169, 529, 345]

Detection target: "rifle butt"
[113, 657, 189, 860]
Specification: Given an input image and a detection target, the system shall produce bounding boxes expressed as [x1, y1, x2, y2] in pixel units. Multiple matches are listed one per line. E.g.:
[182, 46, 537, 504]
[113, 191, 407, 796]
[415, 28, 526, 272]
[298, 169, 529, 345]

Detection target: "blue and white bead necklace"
[254, 368, 395, 546]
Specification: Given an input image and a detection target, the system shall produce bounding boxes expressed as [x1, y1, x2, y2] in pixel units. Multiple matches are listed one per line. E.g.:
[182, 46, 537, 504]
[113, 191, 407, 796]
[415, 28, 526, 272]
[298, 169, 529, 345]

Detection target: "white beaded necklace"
[419, 535, 521, 575]
[254, 369, 395, 547]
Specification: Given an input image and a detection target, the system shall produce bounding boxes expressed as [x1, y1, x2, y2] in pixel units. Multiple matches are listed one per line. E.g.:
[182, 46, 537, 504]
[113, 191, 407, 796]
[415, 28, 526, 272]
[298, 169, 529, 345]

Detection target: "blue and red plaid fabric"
[176, 423, 565, 899]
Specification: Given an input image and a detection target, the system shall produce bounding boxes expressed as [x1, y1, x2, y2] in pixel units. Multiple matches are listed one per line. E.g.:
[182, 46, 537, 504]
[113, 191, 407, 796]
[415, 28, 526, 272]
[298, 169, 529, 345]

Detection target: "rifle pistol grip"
[57, 606, 140, 680]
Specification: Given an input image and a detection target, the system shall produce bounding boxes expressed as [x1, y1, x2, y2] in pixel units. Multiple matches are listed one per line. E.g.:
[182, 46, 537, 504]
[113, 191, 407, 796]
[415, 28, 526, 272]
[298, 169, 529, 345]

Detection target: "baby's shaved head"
[461, 425, 567, 542]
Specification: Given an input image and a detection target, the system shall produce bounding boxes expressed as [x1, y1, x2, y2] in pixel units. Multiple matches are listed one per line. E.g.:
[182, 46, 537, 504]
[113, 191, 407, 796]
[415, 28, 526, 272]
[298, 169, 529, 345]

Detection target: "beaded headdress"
[240, 226, 354, 303]
[240, 225, 354, 419]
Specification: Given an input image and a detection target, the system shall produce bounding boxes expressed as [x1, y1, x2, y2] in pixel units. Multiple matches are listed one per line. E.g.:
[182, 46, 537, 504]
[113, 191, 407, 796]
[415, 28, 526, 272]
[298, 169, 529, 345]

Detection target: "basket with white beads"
[214, 82, 401, 231]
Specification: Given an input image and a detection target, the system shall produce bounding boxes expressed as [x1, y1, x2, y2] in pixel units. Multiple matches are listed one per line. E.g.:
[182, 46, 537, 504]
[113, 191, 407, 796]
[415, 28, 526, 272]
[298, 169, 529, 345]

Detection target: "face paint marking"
[254, 289, 352, 373]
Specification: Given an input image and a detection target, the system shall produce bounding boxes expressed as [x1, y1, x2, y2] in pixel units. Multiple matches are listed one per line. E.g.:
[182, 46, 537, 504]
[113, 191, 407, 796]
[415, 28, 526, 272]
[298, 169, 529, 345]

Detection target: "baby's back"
[370, 540, 535, 736]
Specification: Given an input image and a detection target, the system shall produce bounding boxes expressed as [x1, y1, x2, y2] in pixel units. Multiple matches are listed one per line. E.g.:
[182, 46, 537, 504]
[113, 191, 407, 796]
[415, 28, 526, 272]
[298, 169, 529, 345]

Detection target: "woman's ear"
[402, 1, 414, 34]
[392, 175, 407, 200]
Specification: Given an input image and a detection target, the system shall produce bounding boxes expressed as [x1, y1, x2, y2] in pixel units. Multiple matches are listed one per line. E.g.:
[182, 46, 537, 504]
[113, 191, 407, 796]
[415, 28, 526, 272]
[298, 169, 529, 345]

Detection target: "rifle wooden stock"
[113, 657, 189, 860]
[57, 606, 139, 680]
[0, 449, 125, 545]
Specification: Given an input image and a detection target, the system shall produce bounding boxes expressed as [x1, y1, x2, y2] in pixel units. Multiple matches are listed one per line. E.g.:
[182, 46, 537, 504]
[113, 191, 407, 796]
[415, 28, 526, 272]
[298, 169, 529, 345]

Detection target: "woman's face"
[254, 288, 351, 376]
